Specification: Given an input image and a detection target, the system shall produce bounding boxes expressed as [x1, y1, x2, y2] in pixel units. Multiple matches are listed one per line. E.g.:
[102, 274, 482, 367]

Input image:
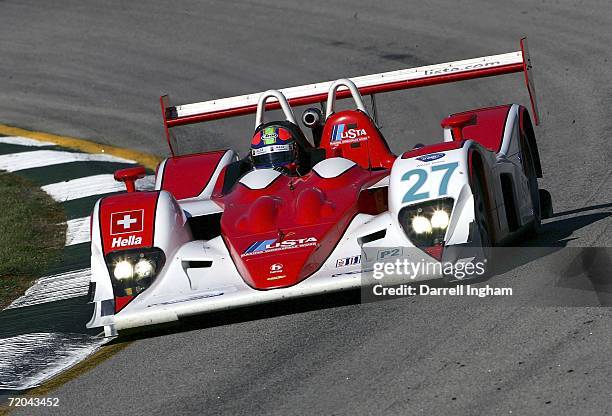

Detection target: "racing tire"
[521, 135, 542, 237]
[471, 167, 494, 273]
[539, 189, 553, 219]
[445, 168, 494, 284]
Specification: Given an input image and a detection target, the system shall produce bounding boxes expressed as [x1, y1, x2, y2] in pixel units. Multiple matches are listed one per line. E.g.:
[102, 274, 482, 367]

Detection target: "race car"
[87, 38, 552, 335]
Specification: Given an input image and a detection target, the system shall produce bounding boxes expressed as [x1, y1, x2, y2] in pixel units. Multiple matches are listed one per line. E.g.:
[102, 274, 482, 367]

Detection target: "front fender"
[388, 142, 476, 246]
[87, 190, 192, 329]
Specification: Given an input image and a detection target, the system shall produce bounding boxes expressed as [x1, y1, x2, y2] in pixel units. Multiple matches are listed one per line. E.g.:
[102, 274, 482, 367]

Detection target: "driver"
[250, 125, 302, 174]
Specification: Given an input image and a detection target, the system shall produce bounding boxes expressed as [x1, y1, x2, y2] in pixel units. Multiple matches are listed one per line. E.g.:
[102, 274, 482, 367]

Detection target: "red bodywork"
[217, 166, 389, 290]
[319, 110, 396, 169]
[401, 141, 466, 159]
[98, 191, 160, 312]
[160, 150, 227, 200]
[99, 191, 159, 255]
[449, 105, 511, 152]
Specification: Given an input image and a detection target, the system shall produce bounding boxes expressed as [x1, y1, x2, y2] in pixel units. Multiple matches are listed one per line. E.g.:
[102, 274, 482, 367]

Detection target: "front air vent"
[358, 229, 387, 245]
[183, 261, 213, 269]
[188, 213, 222, 240]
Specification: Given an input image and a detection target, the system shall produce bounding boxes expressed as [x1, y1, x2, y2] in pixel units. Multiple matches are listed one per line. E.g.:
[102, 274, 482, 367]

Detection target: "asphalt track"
[1, 0, 611, 415]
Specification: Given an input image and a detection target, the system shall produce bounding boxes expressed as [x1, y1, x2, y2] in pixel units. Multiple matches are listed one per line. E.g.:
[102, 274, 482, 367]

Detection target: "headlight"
[134, 258, 156, 278]
[105, 248, 166, 299]
[430, 210, 450, 229]
[398, 198, 454, 258]
[113, 260, 134, 280]
[411, 216, 432, 234]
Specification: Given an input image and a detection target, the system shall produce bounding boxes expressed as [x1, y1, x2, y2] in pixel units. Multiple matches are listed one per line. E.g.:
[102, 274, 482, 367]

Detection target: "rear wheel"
[521, 135, 541, 236]
[539, 188, 553, 219]
[472, 167, 493, 252]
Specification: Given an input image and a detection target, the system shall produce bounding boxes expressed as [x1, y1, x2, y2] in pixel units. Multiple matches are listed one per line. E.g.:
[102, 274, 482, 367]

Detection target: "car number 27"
[401, 162, 458, 203]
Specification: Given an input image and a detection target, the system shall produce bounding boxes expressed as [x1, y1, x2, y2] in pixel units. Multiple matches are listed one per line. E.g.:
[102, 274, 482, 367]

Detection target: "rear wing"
[161, 38, 538, 155]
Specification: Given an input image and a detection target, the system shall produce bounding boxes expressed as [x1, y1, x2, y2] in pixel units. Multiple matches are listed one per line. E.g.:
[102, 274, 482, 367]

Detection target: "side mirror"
[114, 166, 146, 193]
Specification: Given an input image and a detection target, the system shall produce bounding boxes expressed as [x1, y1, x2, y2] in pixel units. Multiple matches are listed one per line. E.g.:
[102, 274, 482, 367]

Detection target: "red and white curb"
[0, 333, 107, 390]
[2, 136, 154, 309]
[6, 269, 93, 310]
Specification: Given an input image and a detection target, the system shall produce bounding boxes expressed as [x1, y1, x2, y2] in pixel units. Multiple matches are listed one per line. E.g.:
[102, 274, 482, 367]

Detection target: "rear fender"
[155, 149, 237, 200]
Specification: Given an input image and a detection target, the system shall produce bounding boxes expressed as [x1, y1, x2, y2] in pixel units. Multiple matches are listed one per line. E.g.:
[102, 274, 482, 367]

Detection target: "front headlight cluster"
[398, 198, 454, 249]
[113, 258, 156, 280]
[105, 248, 165, 297]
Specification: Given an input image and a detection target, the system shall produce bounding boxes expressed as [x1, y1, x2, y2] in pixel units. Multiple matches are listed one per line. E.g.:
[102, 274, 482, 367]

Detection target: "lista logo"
[331, 123, 368, 142]
[111, 235, 143, 248]
[242, 237, 318, 257]
[110, 210, 144, 235]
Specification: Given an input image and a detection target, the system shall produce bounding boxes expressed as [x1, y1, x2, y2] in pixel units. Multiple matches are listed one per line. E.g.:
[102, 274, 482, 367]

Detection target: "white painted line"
[66, 217, 91, 246]
[41, 174, 156, 202]
[6, 269, 92, 309]
[0, 150, 135, 172]
[0, 332, 108, 390]
[42, 174, 124, 201]
[0, 136, 55, 147]
[139, 174, 156, 191]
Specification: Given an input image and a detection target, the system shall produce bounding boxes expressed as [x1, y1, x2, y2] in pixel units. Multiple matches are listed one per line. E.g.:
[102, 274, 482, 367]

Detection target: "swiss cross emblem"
[110, 210, 144, 235]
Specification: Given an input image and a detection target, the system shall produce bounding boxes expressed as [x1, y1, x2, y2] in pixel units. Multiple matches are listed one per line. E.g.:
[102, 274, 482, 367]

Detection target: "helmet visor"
[251, 143, 295, 169]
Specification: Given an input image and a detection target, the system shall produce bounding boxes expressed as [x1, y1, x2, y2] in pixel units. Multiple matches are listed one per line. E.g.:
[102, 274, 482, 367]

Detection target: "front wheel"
[443, 171, 493, 284]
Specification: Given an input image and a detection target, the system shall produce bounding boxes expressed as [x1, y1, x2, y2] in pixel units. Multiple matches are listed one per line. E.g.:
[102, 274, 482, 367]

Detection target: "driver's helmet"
[250, 125, 298, 170]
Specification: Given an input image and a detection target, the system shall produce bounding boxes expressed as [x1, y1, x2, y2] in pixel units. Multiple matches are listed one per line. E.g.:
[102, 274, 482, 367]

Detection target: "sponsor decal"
[110, 210, 144, 235]
[266, 263, 287, 281]
[111, 235, 143, 248]
[423, 61, 500, 76]
[331, 123, 368, 144]
[262, 127, 278, 144]
[267, 275, 286, 281]
[336, 255, 361, 268]
[242, 237, 318, 257]
[252, 127, 292, 146]
[377, 248, 402, 260]
[251, 143, 293, 156]
[416, 153, 445, 162]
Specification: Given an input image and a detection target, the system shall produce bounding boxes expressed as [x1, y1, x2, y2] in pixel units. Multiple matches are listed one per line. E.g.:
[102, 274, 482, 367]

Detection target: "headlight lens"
[430, 209, 450, 229]
[113, 260, 134, 280]
[411, 216, 432, 234]
[134, 259, 156, 278]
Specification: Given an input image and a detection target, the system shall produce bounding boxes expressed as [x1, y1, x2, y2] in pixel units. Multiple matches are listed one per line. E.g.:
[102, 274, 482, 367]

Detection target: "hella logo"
[416, 153, 445, 162]
[111, 235, 142, 248]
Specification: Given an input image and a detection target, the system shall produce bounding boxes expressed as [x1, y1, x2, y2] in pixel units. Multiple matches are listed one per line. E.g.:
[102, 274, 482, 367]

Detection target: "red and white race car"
[87, 39, 552, 335]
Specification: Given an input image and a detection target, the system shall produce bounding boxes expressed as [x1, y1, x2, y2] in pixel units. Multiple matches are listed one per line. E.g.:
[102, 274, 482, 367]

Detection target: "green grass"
[0, 171, 66, 308]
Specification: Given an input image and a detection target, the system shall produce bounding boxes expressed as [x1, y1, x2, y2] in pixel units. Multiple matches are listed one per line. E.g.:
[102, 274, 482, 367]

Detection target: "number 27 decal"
[401, 162, 459, 203]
